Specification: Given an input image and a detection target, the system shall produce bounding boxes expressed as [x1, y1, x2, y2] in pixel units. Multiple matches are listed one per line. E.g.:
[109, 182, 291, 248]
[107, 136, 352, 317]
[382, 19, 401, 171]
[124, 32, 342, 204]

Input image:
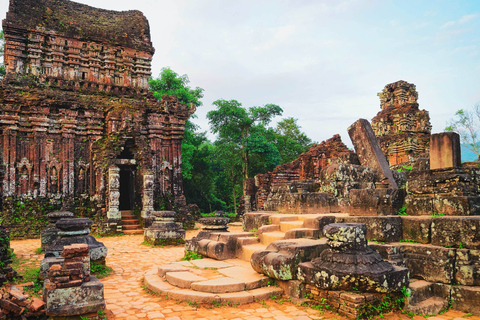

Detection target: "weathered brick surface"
[0, 0, 195, 235]
[371, 80, 431, 166]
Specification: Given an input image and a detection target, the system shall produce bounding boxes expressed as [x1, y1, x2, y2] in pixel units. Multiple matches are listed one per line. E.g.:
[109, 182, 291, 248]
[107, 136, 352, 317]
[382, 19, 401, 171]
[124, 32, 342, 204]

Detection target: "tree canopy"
[446, 104, 480, 160]
[148, 69, 313, 213]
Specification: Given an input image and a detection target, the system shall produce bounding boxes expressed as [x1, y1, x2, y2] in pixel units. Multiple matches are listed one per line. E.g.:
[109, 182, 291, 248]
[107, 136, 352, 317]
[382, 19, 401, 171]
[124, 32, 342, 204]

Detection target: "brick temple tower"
[0, 0, 196, 232]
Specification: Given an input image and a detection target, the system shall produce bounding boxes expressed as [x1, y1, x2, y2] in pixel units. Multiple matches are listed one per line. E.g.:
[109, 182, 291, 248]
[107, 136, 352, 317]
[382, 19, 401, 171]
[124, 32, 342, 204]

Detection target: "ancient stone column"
[141, 171, 154, 218]
[41, 211, 74, 250]
[107, 166, 120, 221]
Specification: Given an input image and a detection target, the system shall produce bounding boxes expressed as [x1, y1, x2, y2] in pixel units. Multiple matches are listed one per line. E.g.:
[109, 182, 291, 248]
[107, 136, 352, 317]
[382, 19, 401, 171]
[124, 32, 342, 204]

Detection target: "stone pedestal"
[41, 218, 107, 279]
[144, 211, 185, 245]
[199, 216, 231, 232]
[43, 244, 105, 317]
[41, 211, 74, 250]
[298, 223, 409, 293]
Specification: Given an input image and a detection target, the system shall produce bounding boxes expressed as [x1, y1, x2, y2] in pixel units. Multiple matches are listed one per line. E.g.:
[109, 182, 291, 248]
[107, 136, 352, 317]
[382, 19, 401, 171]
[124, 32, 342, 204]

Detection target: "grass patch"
[181, 250, 202, 261]
[90, 260, 114, 279]
[10, 253, 43, 297]
[34, 247, 43, 254]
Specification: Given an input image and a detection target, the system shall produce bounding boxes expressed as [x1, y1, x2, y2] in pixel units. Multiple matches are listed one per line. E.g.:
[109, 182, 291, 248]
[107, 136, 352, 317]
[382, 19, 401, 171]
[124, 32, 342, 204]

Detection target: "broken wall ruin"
[0, 0, 196, 236]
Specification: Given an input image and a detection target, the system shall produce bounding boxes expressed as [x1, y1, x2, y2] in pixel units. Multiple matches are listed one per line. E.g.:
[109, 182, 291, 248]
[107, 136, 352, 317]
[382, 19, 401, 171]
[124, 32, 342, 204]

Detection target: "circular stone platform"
[144, 258, 283, 304]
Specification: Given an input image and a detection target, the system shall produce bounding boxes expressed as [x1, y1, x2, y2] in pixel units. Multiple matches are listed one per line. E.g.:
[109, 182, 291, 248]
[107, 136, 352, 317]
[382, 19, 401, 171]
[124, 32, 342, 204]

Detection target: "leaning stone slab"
[348, 119, 397, 188]
[43, 276, 105, 317]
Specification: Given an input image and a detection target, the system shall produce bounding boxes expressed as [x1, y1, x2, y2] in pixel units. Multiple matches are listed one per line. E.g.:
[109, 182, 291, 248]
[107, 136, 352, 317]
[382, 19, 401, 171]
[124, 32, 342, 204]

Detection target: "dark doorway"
[119, 167, 135, 210]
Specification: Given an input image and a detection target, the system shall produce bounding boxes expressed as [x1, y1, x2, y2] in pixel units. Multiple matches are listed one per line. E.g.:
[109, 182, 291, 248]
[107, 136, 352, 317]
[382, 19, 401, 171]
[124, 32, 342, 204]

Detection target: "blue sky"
[1, 0, 479, 148]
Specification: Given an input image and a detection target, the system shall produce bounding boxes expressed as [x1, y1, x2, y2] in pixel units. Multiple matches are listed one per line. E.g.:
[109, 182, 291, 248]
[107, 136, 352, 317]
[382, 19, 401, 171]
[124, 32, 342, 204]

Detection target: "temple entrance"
[119, 166, 135, 210]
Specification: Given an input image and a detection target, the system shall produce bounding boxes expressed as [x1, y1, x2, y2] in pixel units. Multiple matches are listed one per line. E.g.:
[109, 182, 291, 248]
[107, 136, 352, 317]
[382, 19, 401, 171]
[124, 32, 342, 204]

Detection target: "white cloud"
[459, 14, 478, 24]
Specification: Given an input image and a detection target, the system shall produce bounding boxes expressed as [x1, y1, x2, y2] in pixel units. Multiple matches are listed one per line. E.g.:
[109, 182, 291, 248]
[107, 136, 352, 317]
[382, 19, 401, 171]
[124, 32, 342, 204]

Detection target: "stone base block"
[144, 229, 186, 246]
[401, 216, 432, 244]
[251, 239, 327, 280]
[451, 285, 480, 315]
[349, 188, 405, 216]
[298, 261, 408, 293]
[336, 216, 402, 242]
[44, 276, 105, 317]
[431, 216, 480, 249]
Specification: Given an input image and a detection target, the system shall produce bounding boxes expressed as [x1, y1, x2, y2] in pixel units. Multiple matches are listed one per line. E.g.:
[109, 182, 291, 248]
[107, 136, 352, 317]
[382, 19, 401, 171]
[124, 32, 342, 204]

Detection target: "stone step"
[259, 232, 285, 246]
[121, 210, 133, 215]
[279, 221, 304, 232]
[122, 230, 143, 235]
[123, 224, 142, 230]
[284, 228, 322, 240]
[166, 271, 208, 289]
[121, 214, 136, 220]
[238, 244, 268, 262]
[145, 265, 283, 305]
[236, 237, 260, 246]
[407, 280, 434, 305]
[406, 296, 448, 315]
[122, 219, 139, 225]
[269, 215, 299, 225]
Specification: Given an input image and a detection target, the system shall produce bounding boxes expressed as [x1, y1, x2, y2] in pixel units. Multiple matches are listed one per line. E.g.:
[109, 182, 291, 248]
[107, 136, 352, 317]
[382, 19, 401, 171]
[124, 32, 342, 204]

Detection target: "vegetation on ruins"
[0, 30, 4, 78]
[149, 69, 314, 213]
[446, 104, 480, 160]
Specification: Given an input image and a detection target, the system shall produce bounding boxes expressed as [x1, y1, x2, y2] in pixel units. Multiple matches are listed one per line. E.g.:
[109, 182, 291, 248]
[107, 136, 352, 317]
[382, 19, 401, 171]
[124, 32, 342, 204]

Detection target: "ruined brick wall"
[371, 81, 431, 166]
[0, 0, 195, 237]
[245, 135, 358, 211]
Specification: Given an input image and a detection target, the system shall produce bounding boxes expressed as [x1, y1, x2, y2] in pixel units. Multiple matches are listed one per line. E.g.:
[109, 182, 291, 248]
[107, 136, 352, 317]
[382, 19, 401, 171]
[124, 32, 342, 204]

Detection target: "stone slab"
[144, 273, 175, 294]
[191, 277, 245, 293]
[217, 266, 269, 290]
[451, 285, 480, 315]
[250, 286, 283, 301]
[167, 289, 221, 304]
[348, 119, 397, 188]
[158, 264, 190, 277]
[165, 272, 207, 289]
[218, 291, 254, 304]
[190, 259, 233, 269]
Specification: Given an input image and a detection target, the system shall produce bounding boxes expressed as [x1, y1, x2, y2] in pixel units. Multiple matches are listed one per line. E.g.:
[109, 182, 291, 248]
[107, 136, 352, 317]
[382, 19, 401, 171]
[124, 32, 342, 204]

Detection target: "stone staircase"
[121, 210, 143, 235]
[237, 214, 330, 261]
[144, 213, 330, 304]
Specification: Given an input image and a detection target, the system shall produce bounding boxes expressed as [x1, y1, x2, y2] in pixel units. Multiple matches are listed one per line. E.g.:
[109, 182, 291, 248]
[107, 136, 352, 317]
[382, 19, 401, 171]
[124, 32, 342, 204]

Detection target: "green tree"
[149, 67, 204, 107]
[274, 117, 313, 163]
[446, 104, 480, 160]
[207, 99, 283, 185]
